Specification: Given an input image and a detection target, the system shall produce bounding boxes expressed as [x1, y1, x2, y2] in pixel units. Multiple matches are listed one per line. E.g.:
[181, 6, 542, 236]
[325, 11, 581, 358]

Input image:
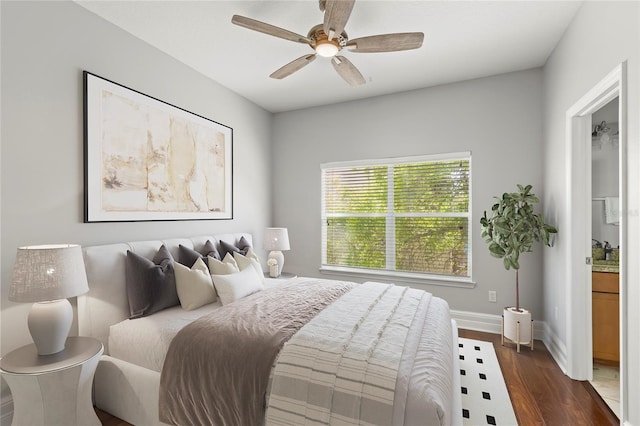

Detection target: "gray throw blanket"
[159, 278, 355, 426]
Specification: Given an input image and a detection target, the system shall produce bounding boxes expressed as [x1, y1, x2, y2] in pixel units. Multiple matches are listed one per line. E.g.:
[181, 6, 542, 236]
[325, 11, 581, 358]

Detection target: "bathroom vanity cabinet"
[592, 271, 620, 364]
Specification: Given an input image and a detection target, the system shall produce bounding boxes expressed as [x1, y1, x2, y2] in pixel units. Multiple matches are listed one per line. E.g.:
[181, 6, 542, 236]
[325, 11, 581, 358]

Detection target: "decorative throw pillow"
[212, 266, 264, 305]
[202, 240, 221, 261]
[178, 241, 221, 269]
[174, 257, 217, 311]
[245, 247, 261, 263]
[234, 250, 264, 282]
[125, 245, 179, 319]
[237, 236, 252, 254]
[219, 236, 252, 259]
[208, 253, 239, 275]
[178, 245, 201, 268]
[218, 240, 242, 259]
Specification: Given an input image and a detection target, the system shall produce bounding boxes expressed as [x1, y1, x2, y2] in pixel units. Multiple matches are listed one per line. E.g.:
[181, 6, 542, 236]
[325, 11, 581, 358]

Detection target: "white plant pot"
[503, 307, 532, 344]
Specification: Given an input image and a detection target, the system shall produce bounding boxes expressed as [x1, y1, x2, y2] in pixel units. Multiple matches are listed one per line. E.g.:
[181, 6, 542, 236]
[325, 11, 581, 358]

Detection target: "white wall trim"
[540, 321, 568, 375]
[565, 62, 628, 422]
[451, 309, 502, 335]
[451, 309, 546, 341]
[1, 395, 13, 426]
[452, 309, 568, 373]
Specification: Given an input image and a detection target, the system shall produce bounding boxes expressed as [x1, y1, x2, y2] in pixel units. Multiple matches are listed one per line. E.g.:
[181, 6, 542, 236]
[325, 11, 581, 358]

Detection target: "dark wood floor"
[95, 329, 619, 425]
[459, 329, 618, 426]
[96, 409, 132, 426]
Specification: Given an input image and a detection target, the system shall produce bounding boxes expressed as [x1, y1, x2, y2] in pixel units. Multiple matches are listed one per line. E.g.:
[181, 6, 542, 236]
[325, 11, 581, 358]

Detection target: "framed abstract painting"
[83, 71, 233, 222]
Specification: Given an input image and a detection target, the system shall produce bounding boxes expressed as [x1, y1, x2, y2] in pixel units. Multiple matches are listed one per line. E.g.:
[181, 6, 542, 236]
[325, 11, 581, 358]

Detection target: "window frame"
[320, 152, 474, 288]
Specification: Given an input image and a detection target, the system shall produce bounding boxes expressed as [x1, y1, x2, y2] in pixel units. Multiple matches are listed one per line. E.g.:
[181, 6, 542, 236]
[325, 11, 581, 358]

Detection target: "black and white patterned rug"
[459, 338, 518, 425]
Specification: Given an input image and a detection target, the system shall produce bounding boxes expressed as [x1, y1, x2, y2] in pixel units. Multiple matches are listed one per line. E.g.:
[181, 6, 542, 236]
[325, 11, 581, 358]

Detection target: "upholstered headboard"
[78, 233, 252, 353]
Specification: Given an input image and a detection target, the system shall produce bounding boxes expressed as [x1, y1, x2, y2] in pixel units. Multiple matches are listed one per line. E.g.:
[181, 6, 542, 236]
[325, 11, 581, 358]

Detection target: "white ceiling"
[76, 0, 582, 113]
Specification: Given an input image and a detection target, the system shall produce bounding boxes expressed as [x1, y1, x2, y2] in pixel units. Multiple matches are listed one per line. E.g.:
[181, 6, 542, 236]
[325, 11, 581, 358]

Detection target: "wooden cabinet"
[592, 272, 619, 364]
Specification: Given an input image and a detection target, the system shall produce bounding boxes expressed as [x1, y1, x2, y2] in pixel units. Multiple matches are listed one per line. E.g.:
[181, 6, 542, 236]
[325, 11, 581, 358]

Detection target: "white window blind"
[321, 153, 471, 279]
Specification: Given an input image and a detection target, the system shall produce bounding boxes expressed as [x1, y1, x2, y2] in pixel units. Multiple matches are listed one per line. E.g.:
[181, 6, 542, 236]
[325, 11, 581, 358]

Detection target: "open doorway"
[565, 62, 627, 423]
[590, 98, 620, 417]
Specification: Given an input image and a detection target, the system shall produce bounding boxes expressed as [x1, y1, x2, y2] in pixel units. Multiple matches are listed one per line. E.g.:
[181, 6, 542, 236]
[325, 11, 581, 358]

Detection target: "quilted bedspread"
[265, 282, 433, 425]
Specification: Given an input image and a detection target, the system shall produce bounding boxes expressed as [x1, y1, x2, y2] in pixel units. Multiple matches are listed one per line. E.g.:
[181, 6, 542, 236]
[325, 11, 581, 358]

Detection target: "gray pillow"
[125, 245, 179, 319]
[219, 240, 242, 259]
[237, 236, 252, 254]
[204, 240, 222, 261]
[219, 237, 252, 258]
[178, 240, 221, 269]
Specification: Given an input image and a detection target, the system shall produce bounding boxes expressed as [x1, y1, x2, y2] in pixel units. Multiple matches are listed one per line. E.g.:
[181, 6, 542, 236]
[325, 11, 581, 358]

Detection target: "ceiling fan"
[231, 0, 424, 86]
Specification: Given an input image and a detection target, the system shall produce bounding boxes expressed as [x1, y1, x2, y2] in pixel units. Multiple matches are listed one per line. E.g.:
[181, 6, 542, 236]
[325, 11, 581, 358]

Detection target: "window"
[321, 152, 471, 282]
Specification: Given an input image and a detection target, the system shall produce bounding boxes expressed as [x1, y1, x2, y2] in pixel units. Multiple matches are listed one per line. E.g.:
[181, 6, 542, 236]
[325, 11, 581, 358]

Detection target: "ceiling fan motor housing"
[308, 24, 347, 57]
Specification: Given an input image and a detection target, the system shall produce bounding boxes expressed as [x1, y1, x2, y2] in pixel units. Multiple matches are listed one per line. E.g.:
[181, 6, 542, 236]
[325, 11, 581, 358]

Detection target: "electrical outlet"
[488, 291, 497, 303]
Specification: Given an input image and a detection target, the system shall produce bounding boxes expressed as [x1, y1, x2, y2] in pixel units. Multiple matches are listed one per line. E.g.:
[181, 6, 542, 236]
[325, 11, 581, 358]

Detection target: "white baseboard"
[1, 395, 13, 426]
[451, 309, 569, 376]
[539, 320, 568, 375]
[451, 309, 546, 341]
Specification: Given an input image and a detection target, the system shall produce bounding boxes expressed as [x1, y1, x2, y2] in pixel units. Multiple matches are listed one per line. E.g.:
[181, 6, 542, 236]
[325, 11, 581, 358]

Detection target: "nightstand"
[0, 336, 103, 426]
[264, 272, 297, 280]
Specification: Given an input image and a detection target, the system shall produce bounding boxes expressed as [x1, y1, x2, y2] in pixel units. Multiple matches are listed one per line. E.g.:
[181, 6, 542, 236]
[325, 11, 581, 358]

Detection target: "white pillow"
[234, 250, 264, 282]
[208, 252, 239, 275]
[223, 252, 239, 268]
[245, 247, 261, 263]
[212, 267, 264, 305]
[174, 257, 217, 310]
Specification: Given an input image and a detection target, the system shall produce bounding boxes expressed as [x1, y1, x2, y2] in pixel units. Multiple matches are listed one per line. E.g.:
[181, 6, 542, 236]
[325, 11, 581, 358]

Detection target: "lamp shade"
[10, 244, 89, 303]
[264, 228, 290, 251]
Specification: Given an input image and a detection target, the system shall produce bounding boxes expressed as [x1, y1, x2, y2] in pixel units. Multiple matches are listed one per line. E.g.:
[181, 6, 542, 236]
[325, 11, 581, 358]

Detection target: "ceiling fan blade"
[346, 32, 424, 53]
[331, 55, 365, 86]
[323, 0, 355, 40]
[232, 15, 310, 44]
[270, 54, 317, 79]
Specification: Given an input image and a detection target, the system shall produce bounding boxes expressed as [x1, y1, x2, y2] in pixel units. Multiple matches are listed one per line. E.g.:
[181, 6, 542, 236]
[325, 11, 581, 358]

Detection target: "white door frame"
[565, 62, 627, 420]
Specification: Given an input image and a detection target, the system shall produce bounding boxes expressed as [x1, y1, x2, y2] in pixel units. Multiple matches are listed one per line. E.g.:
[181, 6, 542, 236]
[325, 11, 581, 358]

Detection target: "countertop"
[593, 260, 619, 273]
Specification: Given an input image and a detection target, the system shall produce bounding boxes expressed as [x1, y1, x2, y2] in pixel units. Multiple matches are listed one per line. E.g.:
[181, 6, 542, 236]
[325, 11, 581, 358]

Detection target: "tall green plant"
[479, 184, 557, 311]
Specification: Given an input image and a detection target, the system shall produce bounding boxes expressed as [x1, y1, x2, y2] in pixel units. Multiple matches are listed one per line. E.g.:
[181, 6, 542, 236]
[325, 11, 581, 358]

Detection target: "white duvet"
[109, 302, 222, 372]
[108, 279, 283, 371]
[108, 278, 456, 425]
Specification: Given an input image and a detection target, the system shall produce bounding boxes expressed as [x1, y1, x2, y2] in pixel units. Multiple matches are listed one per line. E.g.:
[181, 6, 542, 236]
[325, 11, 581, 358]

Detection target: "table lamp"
[264, 228, 290, 277]
[9, 244, 89, 355]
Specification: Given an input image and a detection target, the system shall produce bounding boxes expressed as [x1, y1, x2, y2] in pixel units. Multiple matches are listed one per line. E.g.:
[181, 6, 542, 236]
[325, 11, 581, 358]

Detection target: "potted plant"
[480, 184, 557, 350]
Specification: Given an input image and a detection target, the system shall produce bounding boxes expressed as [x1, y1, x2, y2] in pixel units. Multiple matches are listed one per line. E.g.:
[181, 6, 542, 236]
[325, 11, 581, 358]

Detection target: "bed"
[79, 233, 462, 425]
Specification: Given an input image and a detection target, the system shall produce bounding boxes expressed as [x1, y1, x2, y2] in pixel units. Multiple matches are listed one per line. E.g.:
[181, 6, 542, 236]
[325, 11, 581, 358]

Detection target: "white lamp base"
[28, 299, 72, 355]
[268, 251, 285, 277]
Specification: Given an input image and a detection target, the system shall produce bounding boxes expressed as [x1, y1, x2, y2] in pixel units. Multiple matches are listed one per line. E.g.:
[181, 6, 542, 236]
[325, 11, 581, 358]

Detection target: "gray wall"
[0, 0, 272, 391]
[272, 68, 546, 317]
[542, 2, 640, 423]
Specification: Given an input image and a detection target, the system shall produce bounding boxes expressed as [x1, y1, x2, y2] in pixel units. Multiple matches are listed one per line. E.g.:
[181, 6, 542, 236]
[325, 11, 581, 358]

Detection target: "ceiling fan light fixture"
[315, 40, 339, 57]
[232, 1, 424, 84]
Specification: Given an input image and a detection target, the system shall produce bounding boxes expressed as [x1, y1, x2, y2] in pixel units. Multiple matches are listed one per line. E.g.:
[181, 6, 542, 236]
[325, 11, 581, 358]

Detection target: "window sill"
[319, 266, 476, 289]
